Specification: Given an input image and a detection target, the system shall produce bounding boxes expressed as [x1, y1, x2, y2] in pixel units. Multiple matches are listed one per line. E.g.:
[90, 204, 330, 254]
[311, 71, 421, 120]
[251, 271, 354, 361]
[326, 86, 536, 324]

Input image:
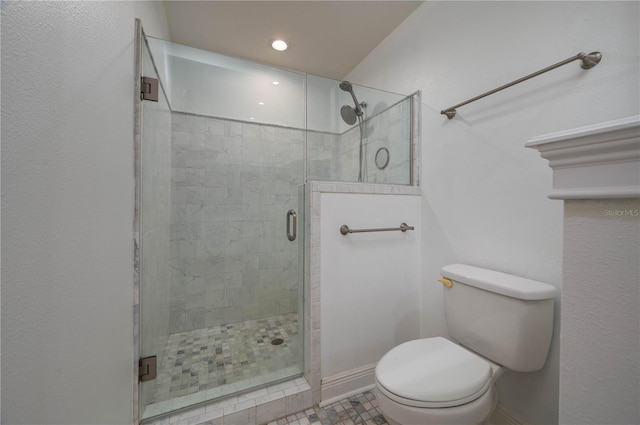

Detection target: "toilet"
[375, 264, 556, 425]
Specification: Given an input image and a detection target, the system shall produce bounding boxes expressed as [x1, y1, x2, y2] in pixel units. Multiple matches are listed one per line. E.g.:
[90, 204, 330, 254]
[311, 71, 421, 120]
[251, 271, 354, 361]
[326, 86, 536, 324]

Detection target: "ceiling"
[162, 1, 424, 80]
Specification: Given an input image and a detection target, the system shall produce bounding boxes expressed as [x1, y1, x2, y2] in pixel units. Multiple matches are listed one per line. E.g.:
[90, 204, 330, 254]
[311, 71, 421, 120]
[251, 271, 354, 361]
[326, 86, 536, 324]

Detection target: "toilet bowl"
[376, 382, 497, 425]
[375, 264, 556, 425]
[375, 337, 503, 425]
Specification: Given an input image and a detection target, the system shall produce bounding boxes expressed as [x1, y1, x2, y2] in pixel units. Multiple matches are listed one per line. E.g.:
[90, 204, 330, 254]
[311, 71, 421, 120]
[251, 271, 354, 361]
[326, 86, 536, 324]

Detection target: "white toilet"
[375, 264, 556, 425]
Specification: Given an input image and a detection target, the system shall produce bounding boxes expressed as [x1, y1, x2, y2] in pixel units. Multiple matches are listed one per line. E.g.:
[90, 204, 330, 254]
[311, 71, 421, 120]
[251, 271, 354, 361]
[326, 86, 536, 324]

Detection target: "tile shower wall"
[168, 112, 304, 333]
[307, 98, 411, 184]
[355, 98, 411, 185]
[306, 131, 339, 181]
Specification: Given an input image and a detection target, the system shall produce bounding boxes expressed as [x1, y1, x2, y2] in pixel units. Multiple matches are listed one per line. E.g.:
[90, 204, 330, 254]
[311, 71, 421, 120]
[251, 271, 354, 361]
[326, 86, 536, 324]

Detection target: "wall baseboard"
[320, 363, 377, 407]
[490, 403, 528, 425]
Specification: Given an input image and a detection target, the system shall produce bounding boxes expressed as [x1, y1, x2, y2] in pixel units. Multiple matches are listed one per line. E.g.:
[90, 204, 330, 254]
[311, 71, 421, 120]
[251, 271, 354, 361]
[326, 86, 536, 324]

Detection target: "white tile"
[206, 118, 226, 136]
[284, 389, 311, 414]
[201, 408, 224, 421]
[238, 388, 268, 403]
[224, 399, 256, 415]
[256, 397, 286, 425]
[169, 405, 205, 424]
[283, 386, 301, 397]
[255, 390, 285, 404]
[142, 402, 171, 422]
[206, 395, 239, 412]
[293, 377, 309, 387]
[223, 402, 256, 425]
[267, 380, 297, 394]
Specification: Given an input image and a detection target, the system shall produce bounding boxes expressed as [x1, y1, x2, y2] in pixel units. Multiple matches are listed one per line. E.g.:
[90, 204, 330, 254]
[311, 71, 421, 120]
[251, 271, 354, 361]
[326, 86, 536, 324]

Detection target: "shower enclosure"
[137, 29, 413, 421]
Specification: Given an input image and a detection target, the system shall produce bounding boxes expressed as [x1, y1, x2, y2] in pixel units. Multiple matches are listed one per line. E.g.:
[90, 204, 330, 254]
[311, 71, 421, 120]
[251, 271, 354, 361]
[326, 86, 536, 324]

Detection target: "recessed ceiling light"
[271, 39, 288, 51]
[258, 102, 265, 106]
[272, 81, 280, 86]
[250, 117, 255, 120]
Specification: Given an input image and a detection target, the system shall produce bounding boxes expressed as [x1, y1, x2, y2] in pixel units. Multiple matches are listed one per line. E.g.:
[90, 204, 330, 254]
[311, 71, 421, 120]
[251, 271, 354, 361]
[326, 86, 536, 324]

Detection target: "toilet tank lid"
[441, 264, 557, 300]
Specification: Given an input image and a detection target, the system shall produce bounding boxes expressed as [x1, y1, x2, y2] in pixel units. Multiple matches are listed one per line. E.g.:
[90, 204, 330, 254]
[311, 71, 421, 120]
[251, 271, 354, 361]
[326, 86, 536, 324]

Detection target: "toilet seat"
[375, 337, 493, 408]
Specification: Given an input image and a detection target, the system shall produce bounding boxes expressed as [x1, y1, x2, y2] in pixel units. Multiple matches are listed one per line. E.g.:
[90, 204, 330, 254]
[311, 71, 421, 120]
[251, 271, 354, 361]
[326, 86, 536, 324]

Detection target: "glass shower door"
[138, 35, 306, 421]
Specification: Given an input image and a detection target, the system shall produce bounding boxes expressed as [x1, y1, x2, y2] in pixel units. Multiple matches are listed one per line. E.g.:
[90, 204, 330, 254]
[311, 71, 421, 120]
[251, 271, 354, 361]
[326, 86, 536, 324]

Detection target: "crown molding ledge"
[526, 116, 640, 200]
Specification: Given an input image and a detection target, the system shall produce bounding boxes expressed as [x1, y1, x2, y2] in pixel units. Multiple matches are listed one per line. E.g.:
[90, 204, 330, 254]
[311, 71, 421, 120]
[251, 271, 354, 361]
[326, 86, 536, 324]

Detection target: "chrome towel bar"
[340, 223, 415, 236]
[441, 51, 602, 119]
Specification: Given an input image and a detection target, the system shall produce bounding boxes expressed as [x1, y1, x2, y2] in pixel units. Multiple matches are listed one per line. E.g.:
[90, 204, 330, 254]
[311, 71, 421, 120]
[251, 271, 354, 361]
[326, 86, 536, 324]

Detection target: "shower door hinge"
[139, 356, 157, 382]
[140, 77, 158, 102]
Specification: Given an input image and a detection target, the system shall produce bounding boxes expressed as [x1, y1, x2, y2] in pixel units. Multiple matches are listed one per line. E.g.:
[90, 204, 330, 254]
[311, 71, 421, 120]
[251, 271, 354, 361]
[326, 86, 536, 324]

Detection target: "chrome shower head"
[339, 80, 364, 124]
[339, 81, 353, 92]
[340, 105, 358, 126]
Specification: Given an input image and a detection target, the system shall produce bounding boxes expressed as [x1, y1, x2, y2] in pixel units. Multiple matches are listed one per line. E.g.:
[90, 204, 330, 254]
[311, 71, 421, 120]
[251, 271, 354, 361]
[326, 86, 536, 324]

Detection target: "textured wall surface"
[562, 199, 640, 425]
[1, 2, 170, 423]
[346, 1, 639, 423]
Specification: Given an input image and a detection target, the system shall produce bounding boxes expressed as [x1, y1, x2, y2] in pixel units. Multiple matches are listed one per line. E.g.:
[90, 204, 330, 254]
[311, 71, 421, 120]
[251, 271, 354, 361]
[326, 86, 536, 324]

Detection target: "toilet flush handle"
[438, 278, 453, 288]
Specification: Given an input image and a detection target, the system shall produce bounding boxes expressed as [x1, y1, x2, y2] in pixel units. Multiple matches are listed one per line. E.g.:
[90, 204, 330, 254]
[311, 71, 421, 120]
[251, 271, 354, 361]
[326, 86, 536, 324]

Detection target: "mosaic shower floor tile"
[148, 312, 300, 405]
[268, 390, 387, 425]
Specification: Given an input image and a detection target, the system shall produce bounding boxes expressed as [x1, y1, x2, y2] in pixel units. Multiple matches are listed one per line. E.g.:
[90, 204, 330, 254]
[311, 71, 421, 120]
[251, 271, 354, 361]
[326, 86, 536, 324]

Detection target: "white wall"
[320, 193, 421, 378]
[561, 199, 639, 425]
[1, 2, 170, 424]
[346, 1, 639, 424]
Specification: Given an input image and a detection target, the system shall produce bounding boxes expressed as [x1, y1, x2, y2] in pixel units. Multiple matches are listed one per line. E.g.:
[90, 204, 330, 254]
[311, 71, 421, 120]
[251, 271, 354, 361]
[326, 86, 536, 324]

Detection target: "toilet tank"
[441, 264, 556, 372]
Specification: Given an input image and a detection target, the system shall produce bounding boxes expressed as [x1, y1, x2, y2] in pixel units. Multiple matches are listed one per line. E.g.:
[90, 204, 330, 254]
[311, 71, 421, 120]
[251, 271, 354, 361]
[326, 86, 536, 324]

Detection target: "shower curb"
[143, 377, 312, 425]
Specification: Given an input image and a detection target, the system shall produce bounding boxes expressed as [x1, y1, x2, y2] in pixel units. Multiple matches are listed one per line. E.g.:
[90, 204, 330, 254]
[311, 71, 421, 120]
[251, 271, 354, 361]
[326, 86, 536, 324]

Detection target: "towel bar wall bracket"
[441, 51, 602, 119]
[340, 223, 415, 236]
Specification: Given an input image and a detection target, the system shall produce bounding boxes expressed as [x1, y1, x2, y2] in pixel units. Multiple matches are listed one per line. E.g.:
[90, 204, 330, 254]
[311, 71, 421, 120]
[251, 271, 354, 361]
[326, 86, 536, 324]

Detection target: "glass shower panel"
[352, 97, 412, 184]
[306, 75, 412, 184]
[147, 36, 305, 129]
[139, 37, 173, 419]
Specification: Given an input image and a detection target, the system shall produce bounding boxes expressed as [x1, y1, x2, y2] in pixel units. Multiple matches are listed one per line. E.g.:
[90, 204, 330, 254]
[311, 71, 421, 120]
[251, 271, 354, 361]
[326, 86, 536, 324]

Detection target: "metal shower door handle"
[287, 209, 297, 241]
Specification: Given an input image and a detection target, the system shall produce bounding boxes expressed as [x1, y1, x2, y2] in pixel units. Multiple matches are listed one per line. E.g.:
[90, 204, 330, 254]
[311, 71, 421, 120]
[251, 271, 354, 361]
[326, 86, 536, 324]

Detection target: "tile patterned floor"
[149, 313, 300, 405]
[268, 390, 387, 425]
